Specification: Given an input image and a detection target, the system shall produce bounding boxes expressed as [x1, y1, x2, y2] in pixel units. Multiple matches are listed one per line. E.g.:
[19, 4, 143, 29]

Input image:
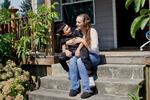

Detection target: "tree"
[20, 0, 32, 15]
[125, 0, 150, 39]
[1, 0, 11, 9]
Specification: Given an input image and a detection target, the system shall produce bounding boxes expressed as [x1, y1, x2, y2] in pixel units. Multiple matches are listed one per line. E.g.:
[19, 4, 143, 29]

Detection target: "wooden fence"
[0, 17, 30, 39]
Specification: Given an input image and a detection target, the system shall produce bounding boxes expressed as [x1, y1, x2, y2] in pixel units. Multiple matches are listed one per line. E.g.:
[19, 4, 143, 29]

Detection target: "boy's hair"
[56, 22, 66, 36]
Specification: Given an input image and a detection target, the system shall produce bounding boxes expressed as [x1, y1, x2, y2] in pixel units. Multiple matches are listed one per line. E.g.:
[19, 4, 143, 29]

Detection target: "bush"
[0, 60, 36, 100]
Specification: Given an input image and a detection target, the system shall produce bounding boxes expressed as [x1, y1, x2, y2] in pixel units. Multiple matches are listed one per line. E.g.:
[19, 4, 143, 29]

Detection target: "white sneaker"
[89, 77, 95, 87]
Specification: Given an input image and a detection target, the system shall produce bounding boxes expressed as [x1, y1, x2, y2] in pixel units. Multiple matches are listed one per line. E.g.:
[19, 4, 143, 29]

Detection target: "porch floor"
[100, 50, 150, 57]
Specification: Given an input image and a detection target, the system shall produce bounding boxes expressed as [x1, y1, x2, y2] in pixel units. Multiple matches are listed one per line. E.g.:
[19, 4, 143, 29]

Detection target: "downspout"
[112, 0, 117, 48]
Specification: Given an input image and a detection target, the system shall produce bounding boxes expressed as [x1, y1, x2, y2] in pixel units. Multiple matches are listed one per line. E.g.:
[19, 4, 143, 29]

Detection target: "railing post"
[8, 7, 18, 34]
[145, 56, 150, 100]
[44, 0, 55, 56]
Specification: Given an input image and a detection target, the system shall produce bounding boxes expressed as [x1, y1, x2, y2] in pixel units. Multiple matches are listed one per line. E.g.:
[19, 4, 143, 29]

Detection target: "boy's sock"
[89, 76, 95, 87]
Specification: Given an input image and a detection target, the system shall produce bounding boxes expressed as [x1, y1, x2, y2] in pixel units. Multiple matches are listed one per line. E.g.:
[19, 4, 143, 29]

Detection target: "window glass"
[54, 0, 62, 21]
[62, 1, 94, 26]
[62, 0, 92, 3]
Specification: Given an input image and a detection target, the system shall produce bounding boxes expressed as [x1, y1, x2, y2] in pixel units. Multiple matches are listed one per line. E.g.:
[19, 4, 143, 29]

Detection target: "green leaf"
[140, 9, 149, 15]
[134, 0, 141, 13]
[140, 17, 150, 30]
[130, 15, 145, 38]
[141, 0, 146, 7]
[125, 0, 134, 9]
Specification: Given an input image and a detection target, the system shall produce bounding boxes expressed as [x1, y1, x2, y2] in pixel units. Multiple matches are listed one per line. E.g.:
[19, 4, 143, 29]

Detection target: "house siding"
[94, 0, 115, 50]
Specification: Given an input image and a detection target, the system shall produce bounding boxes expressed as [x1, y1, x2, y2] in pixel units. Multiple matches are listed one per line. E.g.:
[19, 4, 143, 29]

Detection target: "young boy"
[56, 22, 94, 77]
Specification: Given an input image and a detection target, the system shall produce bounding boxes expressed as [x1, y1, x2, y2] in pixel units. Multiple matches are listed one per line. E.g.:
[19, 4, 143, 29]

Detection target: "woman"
[68, 13, 100, 99]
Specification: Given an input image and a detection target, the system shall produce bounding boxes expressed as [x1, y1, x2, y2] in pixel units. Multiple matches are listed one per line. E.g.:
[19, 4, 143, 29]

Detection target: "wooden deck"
[100, 51, 150, 57]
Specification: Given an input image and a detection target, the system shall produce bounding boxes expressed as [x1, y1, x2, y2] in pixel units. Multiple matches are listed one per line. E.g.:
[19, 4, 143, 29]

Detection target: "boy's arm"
[62, 44, 72, 57]
[62, 44, 66, 52]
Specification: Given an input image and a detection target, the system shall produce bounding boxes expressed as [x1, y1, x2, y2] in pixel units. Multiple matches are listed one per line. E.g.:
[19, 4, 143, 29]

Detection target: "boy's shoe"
[69, 88, 81, 97]
[90, 86, 98, 95]
[81, 92, 93, 99]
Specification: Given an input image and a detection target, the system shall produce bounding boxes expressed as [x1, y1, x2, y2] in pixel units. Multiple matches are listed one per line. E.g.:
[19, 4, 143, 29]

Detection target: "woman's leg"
[77, 58, 93, 98]
[89, 53, 100, 67]
[69, 56, 80, 92]
[89, 53, 100, 94]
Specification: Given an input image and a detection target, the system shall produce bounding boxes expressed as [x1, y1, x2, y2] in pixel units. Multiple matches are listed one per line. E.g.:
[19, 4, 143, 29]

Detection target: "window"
[55, 0, 95, 26]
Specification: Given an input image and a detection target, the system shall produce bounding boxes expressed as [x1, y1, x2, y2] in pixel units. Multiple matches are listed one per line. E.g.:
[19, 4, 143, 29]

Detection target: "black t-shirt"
[60, 28, 83, 53]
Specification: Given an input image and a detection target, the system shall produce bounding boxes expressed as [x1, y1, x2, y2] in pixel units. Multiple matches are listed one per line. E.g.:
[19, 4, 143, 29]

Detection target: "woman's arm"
[75, 43, 84, 57]
[90, 28, 99, 51]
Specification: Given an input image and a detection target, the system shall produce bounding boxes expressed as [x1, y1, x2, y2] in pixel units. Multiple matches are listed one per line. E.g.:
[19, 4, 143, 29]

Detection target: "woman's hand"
[74, 37, 83, 44]
[65, 50, 72, 57]
[75, 49, 80, 57]
[66, 39, 75, 45]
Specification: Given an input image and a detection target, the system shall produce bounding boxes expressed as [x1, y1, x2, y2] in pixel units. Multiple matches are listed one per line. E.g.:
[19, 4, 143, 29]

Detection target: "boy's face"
[62, 25, 71, 36]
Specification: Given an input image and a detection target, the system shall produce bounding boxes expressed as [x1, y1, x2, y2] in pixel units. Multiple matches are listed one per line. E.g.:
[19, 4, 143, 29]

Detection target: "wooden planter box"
[27, 55, 58, 65]
[22, 54, 59, 77]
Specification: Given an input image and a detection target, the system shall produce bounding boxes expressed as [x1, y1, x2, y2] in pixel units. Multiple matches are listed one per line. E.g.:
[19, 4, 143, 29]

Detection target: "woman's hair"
[77, 13, 91, 46]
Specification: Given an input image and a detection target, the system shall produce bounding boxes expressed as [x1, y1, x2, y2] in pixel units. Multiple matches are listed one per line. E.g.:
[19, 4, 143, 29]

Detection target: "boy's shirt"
[60, 29, 83, 54]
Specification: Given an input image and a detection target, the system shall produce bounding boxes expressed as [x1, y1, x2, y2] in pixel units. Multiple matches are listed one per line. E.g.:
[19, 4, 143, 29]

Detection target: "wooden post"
[149, 0, 150, 31]
[9, 7, 18, 34]
[44, 0, 55, 56]
[145, 56, 150, 100]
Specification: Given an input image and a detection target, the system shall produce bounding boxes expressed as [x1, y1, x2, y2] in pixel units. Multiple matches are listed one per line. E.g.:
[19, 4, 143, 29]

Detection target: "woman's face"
[76, 16, 84, 29]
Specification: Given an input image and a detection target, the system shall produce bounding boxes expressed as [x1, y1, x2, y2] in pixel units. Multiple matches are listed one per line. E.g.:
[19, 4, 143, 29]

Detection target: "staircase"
[29, 51, 148, 100]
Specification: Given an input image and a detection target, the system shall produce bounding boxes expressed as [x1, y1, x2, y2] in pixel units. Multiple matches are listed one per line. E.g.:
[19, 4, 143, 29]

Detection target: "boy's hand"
[65, 50, 72, 57]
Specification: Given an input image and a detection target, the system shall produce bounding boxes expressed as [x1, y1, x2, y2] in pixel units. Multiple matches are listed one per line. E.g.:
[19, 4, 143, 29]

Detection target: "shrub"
[0, 60, 36, 99]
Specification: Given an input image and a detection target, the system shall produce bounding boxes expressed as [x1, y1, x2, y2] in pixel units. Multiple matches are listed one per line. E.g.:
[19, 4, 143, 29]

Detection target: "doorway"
[115, 0, 148, 48]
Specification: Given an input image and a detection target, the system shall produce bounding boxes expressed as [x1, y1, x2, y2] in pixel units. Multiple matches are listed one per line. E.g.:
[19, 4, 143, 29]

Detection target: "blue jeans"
[89, 53, 100, 80]
[69, 56, 92, 92]
[89, 53, 100, 70]
[69, 53, 100, 92]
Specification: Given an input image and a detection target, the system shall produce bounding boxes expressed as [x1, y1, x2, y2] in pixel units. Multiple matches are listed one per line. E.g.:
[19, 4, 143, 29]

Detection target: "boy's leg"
[58, 52, 70, 72]
[80, 47, 93, 76]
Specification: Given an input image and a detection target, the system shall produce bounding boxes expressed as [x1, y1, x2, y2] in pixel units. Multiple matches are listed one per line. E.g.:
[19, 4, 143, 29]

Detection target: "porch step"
[29, 89, 128, 100]
[97, 64, 144, 79]
[100, 51, 149, 64]
[52, 64, 145, 80]
[40, 76, 143, 96]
